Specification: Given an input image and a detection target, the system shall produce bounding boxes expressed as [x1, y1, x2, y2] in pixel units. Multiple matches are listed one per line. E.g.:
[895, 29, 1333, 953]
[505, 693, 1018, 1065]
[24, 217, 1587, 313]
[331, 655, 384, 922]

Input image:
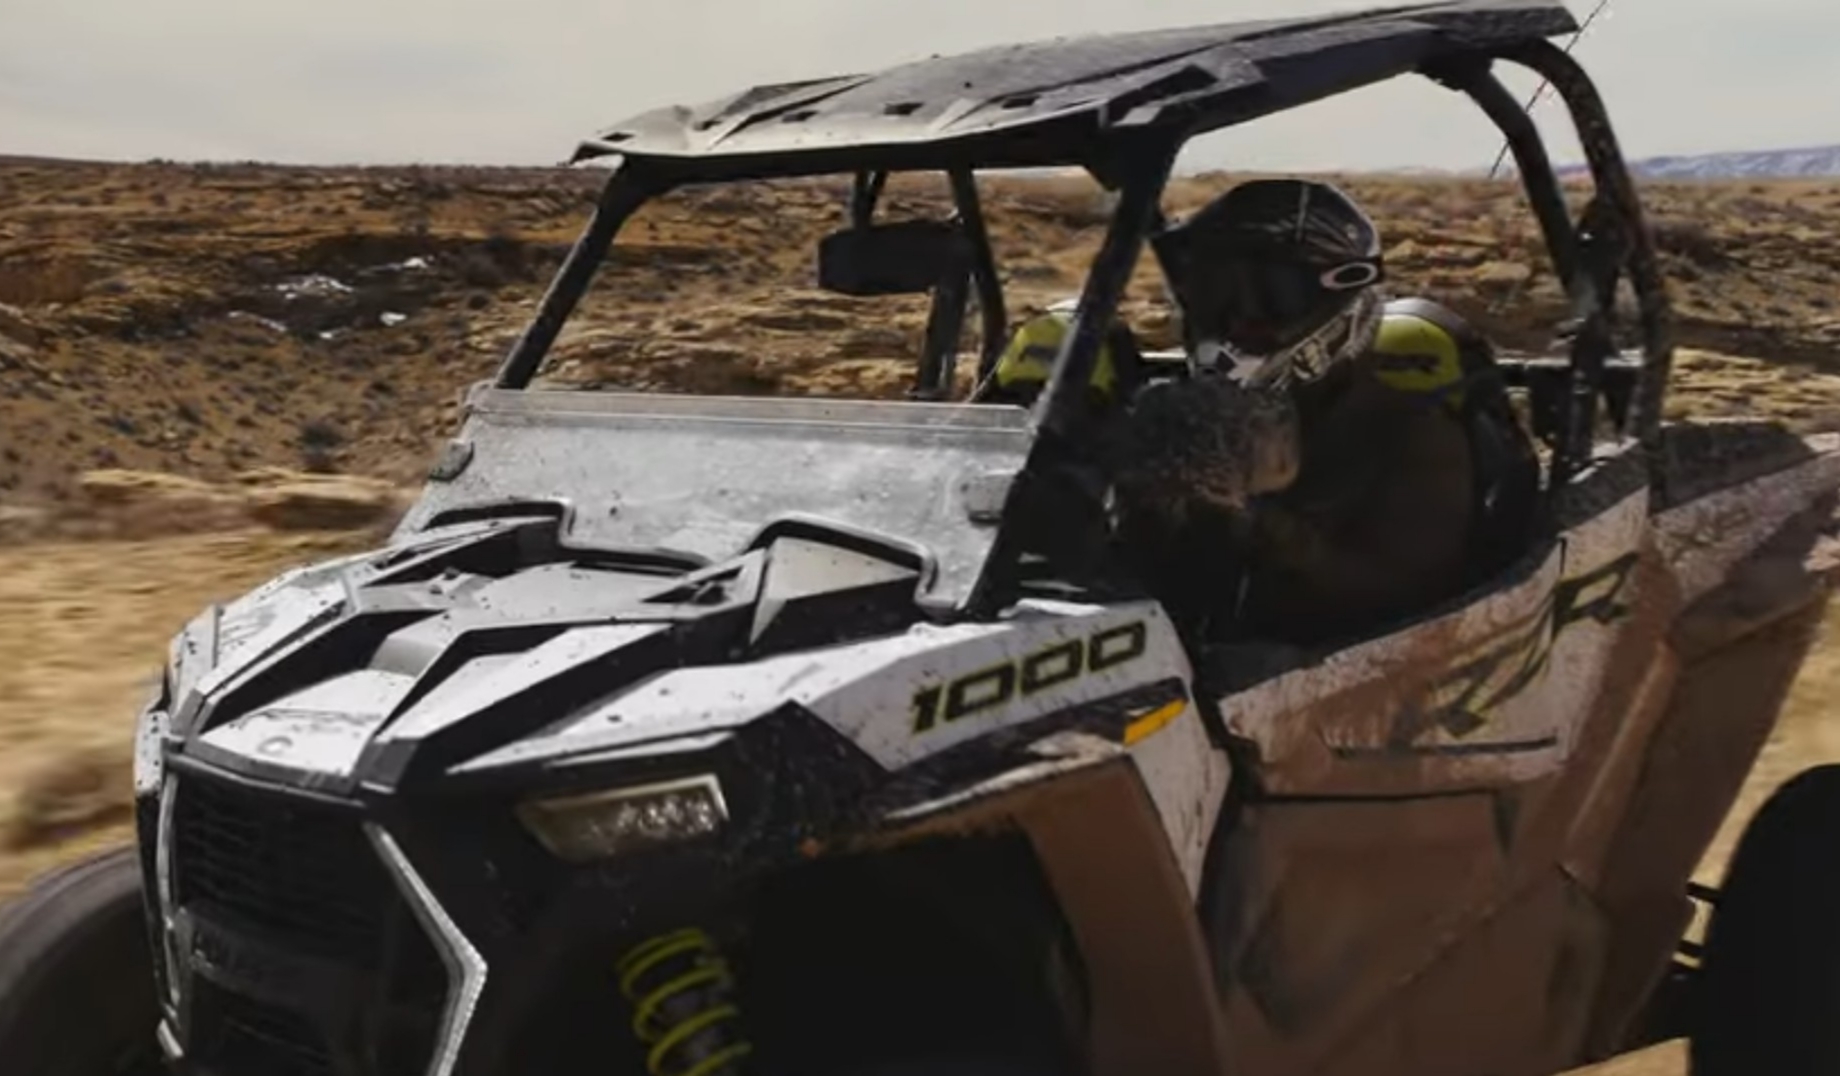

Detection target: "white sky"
[2, 0, 1833, 172]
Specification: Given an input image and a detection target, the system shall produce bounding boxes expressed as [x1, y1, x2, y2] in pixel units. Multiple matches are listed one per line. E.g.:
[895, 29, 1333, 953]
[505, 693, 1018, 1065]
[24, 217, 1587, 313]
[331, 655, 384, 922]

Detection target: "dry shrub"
[0, 258, 97, 306]
[456, 243, 515, 289]
[1650, 217, 1727, 266]
[297, 419, 345, 473]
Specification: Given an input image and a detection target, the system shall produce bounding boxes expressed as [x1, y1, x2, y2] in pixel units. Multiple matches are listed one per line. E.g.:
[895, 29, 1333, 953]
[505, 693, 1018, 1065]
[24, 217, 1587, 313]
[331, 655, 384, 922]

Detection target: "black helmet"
[1152, 178, 1385, 387]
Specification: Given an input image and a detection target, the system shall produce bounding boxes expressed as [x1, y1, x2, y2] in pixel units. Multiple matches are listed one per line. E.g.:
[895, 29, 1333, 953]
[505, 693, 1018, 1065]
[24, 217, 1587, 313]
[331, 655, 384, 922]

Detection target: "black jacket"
[1115, 301, 1538, 649]
[1233, 355, 1478, 645]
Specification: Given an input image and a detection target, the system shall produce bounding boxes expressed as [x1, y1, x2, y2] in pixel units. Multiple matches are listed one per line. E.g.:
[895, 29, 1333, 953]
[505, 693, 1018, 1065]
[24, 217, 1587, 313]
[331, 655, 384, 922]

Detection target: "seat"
[1372, 297, 1543, 583]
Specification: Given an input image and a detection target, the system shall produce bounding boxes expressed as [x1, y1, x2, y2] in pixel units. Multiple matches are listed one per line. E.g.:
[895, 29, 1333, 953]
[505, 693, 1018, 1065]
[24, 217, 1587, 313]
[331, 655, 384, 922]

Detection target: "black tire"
[1690, 764, 1840, 1075]
[847, 1062, 1067, 1076]
[0, 845, 164, 1076]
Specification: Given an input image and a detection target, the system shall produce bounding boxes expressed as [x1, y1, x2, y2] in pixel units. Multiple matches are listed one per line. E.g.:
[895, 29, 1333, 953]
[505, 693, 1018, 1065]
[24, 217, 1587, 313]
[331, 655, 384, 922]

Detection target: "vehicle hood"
[153, 511, 947, 795]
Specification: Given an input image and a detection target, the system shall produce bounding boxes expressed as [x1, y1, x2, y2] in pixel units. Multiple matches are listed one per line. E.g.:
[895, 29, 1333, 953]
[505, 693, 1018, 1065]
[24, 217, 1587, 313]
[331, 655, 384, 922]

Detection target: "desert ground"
[3, 157, 1840, 1074]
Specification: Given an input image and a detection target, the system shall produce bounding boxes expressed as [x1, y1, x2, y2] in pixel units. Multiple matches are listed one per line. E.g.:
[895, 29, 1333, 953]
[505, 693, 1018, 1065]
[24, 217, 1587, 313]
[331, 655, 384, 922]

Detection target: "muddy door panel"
[1204, 793, 1514, 1075]
[1204, 462, 1656, 1076]
[1313, 870, 1611, 1076]
[872, 759, 1232, 1076]
[1221, 480, 1650, 799]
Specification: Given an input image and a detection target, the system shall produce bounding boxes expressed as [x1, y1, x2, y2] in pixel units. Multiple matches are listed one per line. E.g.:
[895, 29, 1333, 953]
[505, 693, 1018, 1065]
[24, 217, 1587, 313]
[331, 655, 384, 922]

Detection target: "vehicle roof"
[574, 0, 1577, 179]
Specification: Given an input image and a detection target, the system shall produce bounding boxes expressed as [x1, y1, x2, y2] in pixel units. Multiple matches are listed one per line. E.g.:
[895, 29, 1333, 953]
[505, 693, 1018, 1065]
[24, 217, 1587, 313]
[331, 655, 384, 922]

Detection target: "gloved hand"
[1109, 374, 1301, 527]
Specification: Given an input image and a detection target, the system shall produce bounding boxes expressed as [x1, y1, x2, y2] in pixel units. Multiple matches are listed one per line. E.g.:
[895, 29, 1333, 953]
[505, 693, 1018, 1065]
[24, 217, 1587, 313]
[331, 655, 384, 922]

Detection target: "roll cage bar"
[489, 38, 1671, 617]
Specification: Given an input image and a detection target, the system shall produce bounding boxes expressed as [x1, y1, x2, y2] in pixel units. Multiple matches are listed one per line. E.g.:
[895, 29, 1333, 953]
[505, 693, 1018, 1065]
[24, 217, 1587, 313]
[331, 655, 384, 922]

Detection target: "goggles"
[1172, 253, 1384, 354]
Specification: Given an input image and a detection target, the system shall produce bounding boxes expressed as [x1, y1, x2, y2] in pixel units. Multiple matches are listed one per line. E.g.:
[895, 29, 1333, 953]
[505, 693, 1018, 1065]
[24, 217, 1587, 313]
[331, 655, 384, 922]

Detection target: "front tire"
[848, 1061, 1070, 1076]
[0, 845, 163, 1076]
[1690, 764, 1840, 1074]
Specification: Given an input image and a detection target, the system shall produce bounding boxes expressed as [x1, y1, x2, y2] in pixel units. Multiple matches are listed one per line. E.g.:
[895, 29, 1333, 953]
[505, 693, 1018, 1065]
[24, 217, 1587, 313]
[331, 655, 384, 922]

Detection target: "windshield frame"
[478, 146, 1179, 613]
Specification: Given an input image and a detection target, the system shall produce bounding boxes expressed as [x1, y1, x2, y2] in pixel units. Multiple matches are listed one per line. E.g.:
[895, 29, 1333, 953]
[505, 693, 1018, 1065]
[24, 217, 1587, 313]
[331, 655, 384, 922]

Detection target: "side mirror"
[818, 220, 970, 296]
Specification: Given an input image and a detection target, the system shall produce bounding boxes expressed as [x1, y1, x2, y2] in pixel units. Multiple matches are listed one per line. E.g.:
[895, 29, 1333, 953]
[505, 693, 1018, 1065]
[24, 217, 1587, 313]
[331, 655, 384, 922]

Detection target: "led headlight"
[516, 775, 730, 863]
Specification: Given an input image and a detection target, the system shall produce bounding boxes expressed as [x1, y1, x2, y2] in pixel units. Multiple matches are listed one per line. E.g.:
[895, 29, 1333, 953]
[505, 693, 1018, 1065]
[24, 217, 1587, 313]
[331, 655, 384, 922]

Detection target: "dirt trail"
[0, 530, 371, 897]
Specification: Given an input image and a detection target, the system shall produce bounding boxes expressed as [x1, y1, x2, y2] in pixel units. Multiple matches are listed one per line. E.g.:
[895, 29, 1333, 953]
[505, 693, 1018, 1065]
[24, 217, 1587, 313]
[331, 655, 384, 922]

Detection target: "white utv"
[4, 3, 1838, 1075]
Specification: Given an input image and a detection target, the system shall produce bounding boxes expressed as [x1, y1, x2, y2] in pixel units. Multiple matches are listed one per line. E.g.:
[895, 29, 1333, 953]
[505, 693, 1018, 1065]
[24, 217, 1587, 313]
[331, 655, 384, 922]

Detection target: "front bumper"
[139, 705, 891, 1076]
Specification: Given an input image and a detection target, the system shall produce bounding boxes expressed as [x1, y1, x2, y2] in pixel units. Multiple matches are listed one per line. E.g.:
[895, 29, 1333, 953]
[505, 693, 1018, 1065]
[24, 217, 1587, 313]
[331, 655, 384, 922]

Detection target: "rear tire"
[0, 845, 163, 1076]
[1690, 764, 1840, 1075]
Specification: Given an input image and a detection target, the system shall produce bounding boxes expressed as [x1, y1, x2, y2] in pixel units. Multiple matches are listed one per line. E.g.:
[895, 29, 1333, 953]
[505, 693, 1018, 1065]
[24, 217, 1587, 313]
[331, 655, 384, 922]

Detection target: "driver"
[992, 179, 1530, 647]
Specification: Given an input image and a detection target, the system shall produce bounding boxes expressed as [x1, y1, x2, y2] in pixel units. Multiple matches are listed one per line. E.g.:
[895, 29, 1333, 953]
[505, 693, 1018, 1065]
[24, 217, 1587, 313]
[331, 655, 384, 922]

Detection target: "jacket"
[1116, 298, 1532, 648]
[1232, 352, 1478, 645]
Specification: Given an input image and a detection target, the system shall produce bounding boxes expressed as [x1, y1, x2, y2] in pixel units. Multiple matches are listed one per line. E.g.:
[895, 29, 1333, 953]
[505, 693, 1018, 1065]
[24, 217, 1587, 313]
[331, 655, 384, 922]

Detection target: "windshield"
[402, 388, 1032, 605]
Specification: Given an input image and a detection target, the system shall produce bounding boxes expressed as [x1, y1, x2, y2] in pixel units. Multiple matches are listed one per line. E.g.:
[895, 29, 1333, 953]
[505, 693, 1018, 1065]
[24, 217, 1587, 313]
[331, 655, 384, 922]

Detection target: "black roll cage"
[489, 39, 1671, 616]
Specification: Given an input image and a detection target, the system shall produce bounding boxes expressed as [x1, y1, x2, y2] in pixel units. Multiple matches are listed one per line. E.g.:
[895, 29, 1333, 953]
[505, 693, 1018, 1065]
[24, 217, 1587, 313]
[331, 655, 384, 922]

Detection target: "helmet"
[1152, 179, 1385, 389]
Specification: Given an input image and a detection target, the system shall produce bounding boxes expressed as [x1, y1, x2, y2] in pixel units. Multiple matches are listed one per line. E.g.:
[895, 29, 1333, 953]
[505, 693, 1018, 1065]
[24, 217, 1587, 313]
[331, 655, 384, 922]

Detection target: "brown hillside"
[2, 159, 1839, 515]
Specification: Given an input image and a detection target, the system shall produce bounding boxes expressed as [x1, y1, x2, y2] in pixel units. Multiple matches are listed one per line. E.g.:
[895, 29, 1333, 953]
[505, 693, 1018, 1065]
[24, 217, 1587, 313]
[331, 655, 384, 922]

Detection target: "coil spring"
[617, 927, 754, 1076]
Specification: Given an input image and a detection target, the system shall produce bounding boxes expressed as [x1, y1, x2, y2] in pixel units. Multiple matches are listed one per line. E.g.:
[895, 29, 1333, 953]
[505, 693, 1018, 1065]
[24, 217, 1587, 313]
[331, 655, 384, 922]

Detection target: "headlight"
[516, 775, 729, 863]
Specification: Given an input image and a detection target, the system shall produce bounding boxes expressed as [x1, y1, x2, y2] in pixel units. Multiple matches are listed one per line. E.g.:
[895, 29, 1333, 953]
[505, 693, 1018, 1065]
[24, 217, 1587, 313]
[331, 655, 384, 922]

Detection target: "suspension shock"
[617, 927, 754, 1076]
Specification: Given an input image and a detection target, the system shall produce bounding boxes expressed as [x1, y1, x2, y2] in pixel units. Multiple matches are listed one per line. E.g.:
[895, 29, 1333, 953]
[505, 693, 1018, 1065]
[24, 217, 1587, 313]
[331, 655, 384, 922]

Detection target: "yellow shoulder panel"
[992, 312, 1117, 395]
[1371, 312, 1464, 397]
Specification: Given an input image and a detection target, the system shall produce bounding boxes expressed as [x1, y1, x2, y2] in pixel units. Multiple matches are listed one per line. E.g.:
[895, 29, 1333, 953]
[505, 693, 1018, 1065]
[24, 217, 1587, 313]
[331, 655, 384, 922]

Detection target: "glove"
[1110, 375, 1301, 524]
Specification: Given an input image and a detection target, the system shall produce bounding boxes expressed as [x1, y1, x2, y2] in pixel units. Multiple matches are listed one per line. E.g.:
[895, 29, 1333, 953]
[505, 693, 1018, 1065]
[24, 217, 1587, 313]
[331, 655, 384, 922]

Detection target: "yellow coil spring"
[616, 928, 754, 1076]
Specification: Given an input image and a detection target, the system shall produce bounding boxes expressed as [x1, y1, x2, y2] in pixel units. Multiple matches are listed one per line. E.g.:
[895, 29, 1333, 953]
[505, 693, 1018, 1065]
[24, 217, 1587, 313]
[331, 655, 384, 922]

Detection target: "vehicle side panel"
[1221, 482, 1650, 798]
[1204, 791, 1512, 1075]
[1309, 870, 1609, 1076]
[1291, 531, 1686, 1076]
[1578, 469, 1840, 1057]
[870, 760, 1232, 1076]
[1199, 431, 1840, 1075]
[1200, 456, 1652, 1076]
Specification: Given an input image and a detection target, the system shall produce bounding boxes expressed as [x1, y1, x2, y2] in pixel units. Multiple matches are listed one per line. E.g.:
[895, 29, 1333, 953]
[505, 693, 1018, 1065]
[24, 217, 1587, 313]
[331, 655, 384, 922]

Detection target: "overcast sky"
[3, 0, 1833, 173]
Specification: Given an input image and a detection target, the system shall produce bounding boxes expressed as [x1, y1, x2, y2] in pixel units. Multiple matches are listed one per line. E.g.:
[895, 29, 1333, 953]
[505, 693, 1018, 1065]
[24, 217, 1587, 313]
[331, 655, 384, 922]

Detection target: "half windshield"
[399, 388, 1032, 605]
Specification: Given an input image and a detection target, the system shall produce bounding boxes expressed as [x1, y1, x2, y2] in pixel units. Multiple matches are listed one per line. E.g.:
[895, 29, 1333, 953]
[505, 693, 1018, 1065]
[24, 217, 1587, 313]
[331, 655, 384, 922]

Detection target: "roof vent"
[883, 101, 923, 116]
[999, 94, 1040, 110]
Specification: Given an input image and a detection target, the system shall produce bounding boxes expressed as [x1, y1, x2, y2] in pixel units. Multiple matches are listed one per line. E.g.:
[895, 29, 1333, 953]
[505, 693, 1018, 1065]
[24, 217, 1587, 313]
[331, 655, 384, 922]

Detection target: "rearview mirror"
[818, 220, 970, 296]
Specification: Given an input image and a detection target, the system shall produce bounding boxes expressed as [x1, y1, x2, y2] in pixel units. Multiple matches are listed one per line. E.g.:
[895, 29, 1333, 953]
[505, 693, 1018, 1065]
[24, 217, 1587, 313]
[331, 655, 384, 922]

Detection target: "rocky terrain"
[2, 158, 1840, 1075]
[4, 158, 1840, 525]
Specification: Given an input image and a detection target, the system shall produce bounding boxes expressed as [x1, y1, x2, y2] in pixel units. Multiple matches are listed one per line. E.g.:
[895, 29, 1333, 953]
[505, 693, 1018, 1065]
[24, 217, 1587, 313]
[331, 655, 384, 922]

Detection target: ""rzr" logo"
[1385, 551, 1638, 751]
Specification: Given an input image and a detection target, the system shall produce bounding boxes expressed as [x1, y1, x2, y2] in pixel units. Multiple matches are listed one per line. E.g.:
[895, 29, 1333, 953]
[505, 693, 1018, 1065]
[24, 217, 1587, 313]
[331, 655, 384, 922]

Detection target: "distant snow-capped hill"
[1573, 144, 1840, 180]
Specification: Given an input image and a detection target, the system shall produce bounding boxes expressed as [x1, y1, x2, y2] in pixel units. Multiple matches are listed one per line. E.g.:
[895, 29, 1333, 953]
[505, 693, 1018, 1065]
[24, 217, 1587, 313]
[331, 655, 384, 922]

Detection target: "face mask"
[1191, 338, 1269, 385]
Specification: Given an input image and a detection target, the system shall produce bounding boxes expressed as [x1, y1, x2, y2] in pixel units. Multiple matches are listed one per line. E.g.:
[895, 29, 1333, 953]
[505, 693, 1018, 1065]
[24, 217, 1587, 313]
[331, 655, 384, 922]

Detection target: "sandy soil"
[0, 530, 372, 896]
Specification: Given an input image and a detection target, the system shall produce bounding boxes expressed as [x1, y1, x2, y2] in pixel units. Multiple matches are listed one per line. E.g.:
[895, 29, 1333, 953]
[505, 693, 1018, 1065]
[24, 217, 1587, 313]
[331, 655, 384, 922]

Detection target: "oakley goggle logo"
[1320, 261, 1382, 290]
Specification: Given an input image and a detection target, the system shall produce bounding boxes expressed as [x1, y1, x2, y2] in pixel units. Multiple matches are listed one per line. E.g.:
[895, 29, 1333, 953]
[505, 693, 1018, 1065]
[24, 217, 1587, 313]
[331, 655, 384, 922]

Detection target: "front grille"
[169, 774, 450, 1076]
[195, 980, 336, 1076]
[172, 776, 393, 963]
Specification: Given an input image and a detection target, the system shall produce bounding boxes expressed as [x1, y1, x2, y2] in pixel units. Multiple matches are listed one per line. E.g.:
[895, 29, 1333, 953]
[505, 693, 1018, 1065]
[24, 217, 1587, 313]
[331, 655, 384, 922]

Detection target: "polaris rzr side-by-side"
[5, 2, 1839, 1075]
